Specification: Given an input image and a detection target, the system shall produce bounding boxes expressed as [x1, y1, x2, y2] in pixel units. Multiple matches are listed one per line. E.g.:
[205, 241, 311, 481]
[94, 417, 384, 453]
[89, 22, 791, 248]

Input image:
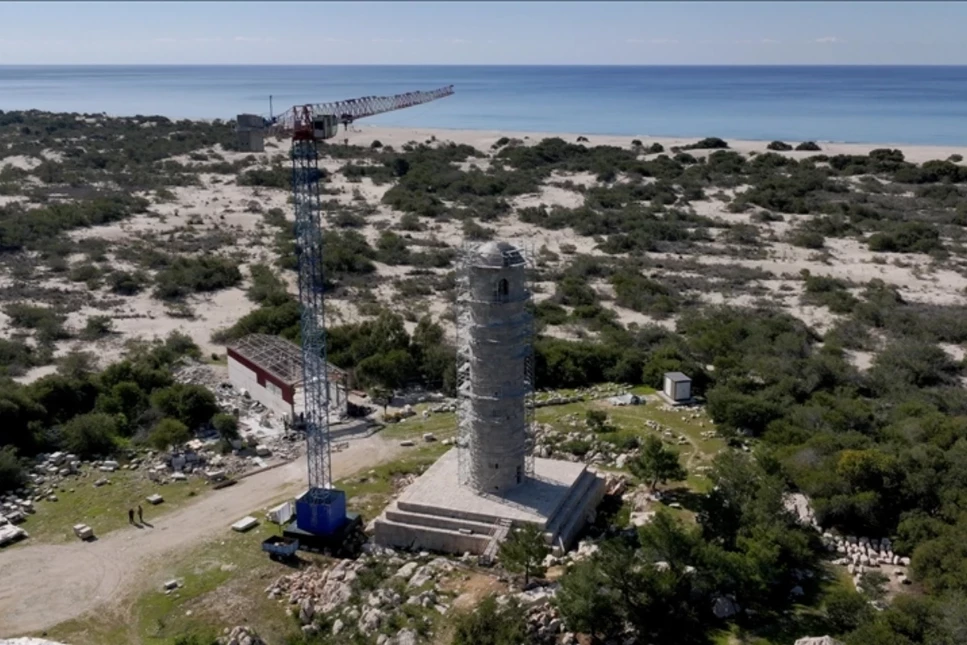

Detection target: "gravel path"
[0, 434, 402, 637]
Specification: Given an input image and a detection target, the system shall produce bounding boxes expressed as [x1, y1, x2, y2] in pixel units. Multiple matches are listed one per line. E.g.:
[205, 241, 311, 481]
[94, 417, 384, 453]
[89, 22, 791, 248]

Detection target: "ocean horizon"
[2, 65, 966, 146]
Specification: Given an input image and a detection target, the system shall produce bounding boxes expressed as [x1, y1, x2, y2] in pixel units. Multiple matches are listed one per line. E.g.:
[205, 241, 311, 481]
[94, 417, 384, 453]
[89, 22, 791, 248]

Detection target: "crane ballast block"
[296, 488, 347, 535]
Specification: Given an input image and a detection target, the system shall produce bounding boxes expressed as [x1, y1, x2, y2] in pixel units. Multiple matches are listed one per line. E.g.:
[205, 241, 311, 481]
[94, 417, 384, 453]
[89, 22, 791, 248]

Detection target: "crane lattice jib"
[291, 106, 333, 501]
[271, 85, 454, 136]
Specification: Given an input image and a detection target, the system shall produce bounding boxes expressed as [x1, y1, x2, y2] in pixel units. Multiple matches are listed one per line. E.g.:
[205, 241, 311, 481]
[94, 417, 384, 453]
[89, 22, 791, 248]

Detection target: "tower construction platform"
[373, 448, 606, 556]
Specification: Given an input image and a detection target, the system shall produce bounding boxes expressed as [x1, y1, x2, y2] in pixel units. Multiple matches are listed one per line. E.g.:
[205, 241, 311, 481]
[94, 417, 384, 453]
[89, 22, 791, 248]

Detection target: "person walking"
[137, 504, 143, 524]
[128, 508, 134, 524]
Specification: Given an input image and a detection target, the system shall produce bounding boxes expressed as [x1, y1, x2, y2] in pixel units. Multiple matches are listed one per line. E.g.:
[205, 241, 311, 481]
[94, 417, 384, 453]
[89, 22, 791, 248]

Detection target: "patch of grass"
[379, 407, 457, 440]
[341, 438, 452, 519]
[15, 467, 207, 544]
[535, 395, 724, 489]
[44, 525, 303, 645]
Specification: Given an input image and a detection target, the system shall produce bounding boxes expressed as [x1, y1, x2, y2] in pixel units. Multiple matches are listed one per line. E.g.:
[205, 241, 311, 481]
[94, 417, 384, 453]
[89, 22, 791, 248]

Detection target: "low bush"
[80, 315, 114, 340]
[767, 141, 793, 151]
[867, 221, 943, 254]
[4, 303, 68, 343]
[795, 141, 821, 151]
[0, 446, 25, 493]
[154, 256, 242, 300]
[683, 137, 729, 150]
[109, 270, 149, 295]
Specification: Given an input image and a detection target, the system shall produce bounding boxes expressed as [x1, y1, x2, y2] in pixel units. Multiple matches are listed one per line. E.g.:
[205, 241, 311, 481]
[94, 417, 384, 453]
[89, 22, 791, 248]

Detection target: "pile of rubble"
[531, 406, 706, 471]
[173, 360, 286, 437]
[822, 533, 912, 587]
[265, 551, 456, 641]
[21, 451, 85, 502]
[493, 582, 577, 645]
[217, 625, 267, 645]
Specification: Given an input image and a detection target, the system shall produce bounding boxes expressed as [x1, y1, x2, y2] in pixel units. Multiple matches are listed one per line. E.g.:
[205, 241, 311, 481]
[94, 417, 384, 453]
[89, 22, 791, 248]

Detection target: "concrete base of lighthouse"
[373, 449, 605, 556]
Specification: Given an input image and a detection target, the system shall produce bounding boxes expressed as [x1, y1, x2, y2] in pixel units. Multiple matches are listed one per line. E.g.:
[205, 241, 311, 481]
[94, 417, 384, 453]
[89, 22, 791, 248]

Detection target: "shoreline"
[331, 124, 966, 164]
[3, 108, 964, 150]
[362, 123, 967, 150]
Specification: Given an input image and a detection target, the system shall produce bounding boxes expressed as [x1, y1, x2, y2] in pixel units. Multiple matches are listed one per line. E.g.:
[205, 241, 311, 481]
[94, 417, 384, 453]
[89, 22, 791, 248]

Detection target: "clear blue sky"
[1, 1, 964, 65]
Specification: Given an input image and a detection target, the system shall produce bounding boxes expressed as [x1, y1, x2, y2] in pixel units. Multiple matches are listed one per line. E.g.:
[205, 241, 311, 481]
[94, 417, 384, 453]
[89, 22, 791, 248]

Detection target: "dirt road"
[0, 434, 402, 637]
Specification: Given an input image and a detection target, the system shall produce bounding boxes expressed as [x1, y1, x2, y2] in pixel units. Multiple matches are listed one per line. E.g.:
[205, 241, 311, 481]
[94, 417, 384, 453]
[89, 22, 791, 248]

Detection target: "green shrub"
[0, 338, 40, 377]
[110, 270, 149, 295]
[62, 412, 119, 458]
[683, 137, 728, 150]
[154, 256, 242, 300]
[802, 273, 858, 314]
[767, 141, 793, 151]
[0, 446, 25, 493]
[211, 413, 239, 440]
[149, 418, 191, 451]
[462, 220, 494, 241]
[149, 383, 219, 429]
[237, 164, 291, 189]
[611, 271, 680, 316]
[867, 222, 942, 254]
[796, 141, 821, 151]
[68, 263, 100, 283]
[246, 263, 288, 306]
[81, 315, 114, 340]
[452, 595, 528, 645]
[4, 303, 68, 343]
[398, 213, 424, 231]
[375, 231, 411, 265]
[323, 229, 376, 278]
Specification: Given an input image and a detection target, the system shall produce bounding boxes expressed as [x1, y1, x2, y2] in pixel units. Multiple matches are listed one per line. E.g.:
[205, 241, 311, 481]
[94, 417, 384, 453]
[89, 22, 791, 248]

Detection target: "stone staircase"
[542, 470, 606, 554]
[480, 518, 513, 566]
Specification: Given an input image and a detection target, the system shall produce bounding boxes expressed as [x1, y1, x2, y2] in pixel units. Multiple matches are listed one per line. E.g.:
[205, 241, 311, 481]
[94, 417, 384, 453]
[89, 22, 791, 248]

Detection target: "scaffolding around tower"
[455, 241, 536, 493]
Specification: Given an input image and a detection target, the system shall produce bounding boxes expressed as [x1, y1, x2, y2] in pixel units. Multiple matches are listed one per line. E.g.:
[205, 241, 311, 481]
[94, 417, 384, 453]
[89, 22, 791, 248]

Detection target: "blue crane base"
[295, 487, 348, 535]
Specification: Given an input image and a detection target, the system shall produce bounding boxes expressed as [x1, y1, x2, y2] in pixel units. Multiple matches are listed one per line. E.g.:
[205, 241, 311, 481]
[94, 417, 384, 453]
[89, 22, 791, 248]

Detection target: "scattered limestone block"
[171, 472, 188, 481]
[400, 440, 415, 447]
[0, 524, 28, 546]
[73, 524, 94, 540]
[146, 494, 164, 505]
[422, 433, 436, 442]
[255, 445, 272, 457]
[164, 579, 180, 590]
[232, 516, 259, 532]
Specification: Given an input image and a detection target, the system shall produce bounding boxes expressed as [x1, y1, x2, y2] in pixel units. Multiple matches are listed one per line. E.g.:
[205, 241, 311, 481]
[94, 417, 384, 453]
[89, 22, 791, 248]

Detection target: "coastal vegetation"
[3, 109, 967, 644]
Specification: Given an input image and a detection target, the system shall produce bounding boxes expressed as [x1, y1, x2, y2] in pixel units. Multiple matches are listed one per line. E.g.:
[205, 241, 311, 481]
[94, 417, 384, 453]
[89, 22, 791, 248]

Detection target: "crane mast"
[265, 87, 454, 540]
[292, 106, 333, 499]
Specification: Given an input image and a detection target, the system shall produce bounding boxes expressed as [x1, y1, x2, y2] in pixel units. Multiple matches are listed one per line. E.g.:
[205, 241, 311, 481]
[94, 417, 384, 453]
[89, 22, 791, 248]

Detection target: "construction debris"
[232, 516, 259, 532]
[73, 523, 94, 540]
[0, 523, 28, 547]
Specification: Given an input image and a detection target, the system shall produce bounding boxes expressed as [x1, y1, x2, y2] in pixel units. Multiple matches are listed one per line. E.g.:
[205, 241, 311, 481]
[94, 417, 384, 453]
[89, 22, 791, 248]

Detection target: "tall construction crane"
[238, 86, 455, 549]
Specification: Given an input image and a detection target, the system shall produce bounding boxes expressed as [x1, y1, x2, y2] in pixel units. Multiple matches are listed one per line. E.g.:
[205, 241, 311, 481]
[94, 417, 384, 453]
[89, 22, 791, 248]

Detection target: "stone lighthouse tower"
[456, 241, 532, 495]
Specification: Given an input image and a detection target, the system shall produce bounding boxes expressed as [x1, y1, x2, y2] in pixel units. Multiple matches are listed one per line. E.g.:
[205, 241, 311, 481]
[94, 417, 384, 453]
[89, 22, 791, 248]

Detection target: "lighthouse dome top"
[470, 241, 526, 269]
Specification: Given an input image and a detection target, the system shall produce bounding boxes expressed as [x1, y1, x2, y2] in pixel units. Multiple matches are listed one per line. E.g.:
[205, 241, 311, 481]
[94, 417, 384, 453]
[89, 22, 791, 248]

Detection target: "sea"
[1, 65, 966, 146]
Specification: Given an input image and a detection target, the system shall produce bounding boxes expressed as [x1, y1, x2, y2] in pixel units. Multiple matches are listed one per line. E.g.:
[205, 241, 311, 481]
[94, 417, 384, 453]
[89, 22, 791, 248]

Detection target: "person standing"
[128, 508, 134, 524]
[137, 504, 144, 524]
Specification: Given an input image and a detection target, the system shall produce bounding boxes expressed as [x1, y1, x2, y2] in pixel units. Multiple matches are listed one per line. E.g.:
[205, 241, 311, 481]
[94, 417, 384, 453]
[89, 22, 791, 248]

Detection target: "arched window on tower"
[495, 278, 510, 303]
